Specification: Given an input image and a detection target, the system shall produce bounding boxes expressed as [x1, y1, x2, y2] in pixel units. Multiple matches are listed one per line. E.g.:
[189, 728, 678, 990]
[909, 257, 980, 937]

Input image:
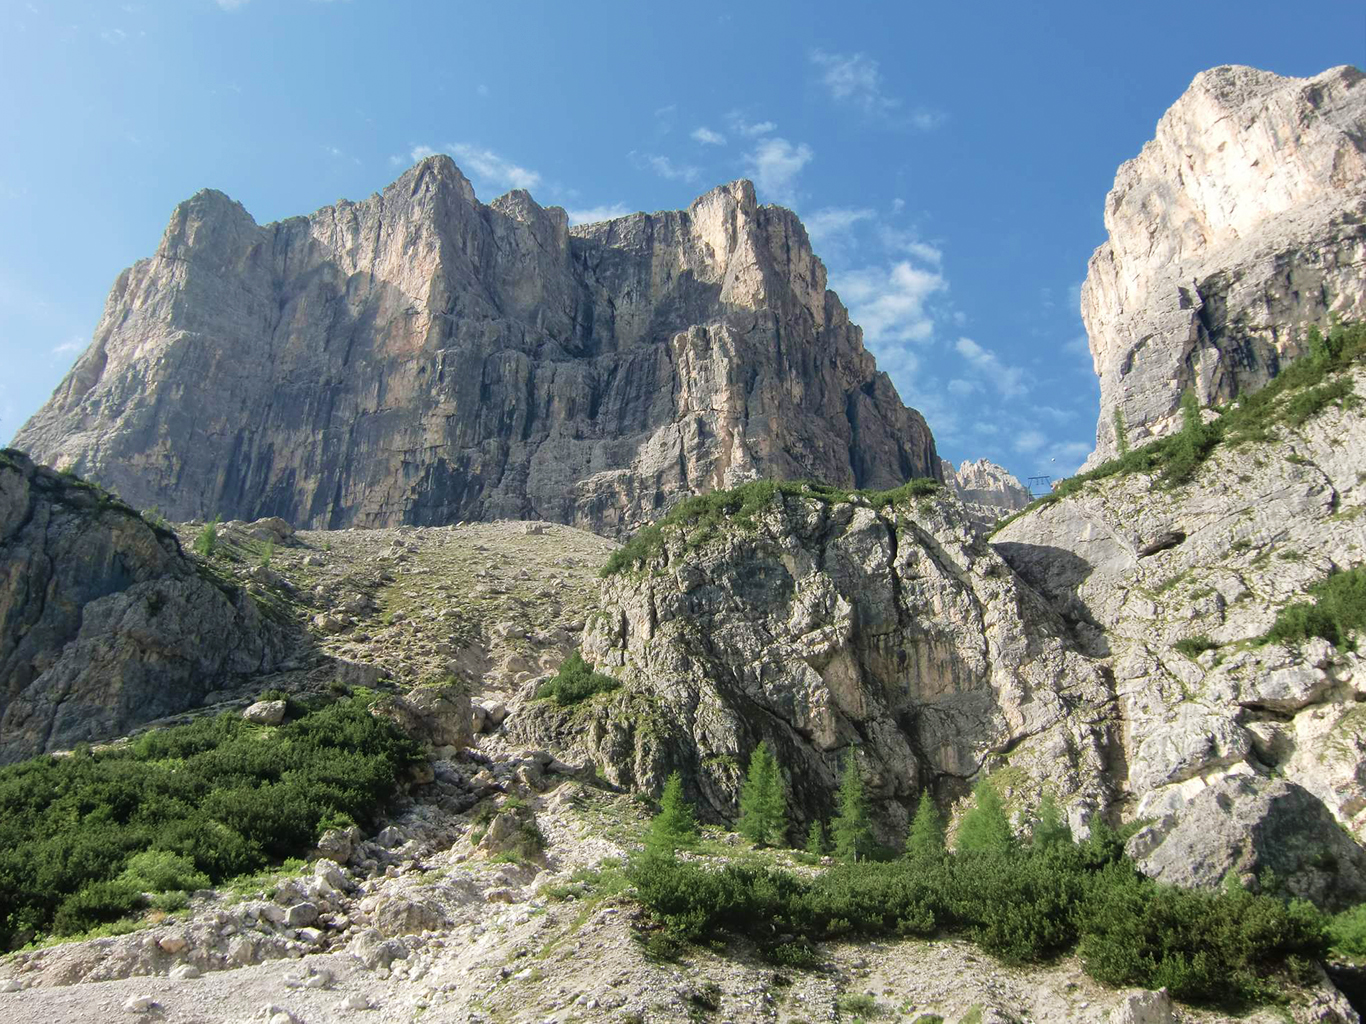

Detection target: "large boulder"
[1126, 776, 1366, 911]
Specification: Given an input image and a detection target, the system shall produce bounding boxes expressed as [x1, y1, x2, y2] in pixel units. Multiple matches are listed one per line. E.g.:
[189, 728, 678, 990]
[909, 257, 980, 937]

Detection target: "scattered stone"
[157, 933, 188, 954]
[170, 963, 201, 980]
[123, 996, 156, 1013]
[284, 902, 319, 929]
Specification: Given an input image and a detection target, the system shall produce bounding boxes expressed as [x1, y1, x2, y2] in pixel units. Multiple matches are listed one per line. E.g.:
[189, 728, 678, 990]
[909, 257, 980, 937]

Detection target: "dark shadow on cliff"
[992, 541, 1112, 658]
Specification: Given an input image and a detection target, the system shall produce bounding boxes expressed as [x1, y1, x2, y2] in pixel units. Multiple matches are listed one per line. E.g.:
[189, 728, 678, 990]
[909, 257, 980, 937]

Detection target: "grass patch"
[1173, 635, 1219, 658]
[1261, 567, 1366, 652]
[0, 696, 422, 948]
[602, 477, 940, 576]
[534, 651, 620, 706]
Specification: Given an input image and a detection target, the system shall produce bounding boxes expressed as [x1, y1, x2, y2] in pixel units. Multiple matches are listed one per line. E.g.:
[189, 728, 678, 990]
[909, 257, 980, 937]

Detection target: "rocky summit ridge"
[13, 158, 937, 536]
[1083, 63, 1366, 463]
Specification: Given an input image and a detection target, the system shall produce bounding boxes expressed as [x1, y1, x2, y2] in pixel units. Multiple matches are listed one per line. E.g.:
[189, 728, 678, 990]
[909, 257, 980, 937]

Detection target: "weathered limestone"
[1082, 64, 1366, 463]
[15, 157, 939, 536]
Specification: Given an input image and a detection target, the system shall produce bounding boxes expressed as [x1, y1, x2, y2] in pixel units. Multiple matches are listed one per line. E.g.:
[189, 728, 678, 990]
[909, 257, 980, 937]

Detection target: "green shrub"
[1262, 567, 1366, 651]
[534, 651, 620, 706]
[1328, 902, 1366, 960]
[1173, 635, 1219, 658]
[0, 696, 422, 947]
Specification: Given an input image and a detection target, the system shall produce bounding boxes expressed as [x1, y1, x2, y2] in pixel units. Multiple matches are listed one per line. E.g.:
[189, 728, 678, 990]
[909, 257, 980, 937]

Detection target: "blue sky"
[2, 2, 1362, 488]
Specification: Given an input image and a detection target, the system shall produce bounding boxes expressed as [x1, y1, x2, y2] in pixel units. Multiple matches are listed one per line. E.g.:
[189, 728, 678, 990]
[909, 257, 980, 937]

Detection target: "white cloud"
[956, 336, 1030, 398]
[744, 137, 812, 206]
[215, 0, 249, 8]
[947, 378, 979, 398]
[831, 261, 945, 345]
[410, 144, 437, 162]
[891, 198, 905, 214]
[804, 207, 873, 248]
[566, 203, 633, 225]
[52, 338, 83, 357]
[446, 143, 541, 191]
[726, 112, 777, 137]
[1013, 429, 1048, 454]
[910, 110, 947, 130]
[630, 152, 699, 183]
[691, 127, 726, 146]
[878, 225, 944, 266]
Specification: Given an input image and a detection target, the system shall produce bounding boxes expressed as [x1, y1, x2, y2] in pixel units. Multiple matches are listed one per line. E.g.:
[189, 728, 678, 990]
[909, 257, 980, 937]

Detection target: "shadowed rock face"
[15, 157, 938, 536]
[0, 450, 291, 762]
[1082, 64, 1366, 464]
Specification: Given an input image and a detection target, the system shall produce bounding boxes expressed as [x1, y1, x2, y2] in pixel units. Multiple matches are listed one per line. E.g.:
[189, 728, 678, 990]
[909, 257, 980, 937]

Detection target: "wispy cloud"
[52, 337, 84, 358]
[566, 203, 633, 225]
[810, 50, 944, 129]
[215, 0, 249, 9]
[810, 50, 899, 116]
[691, 127, 726, 146]
[726, 112, 777, 137]
[447, 143, 541, 191]
[805, 207, 874, 246]
[955, 336, 1030, 398]
[743, 137, 812, 206]
[630, 152, 699, 184]
[831, 261, 945, 345]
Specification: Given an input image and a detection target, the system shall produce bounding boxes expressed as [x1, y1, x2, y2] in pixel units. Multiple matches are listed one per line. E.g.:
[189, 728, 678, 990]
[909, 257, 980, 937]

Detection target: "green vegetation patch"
[1173, 635, 1220, 658]
[534, 650, 620, 706]
[602, 477, 940, 576]
[1262, 566, 1366, 652]
[0, 696, 422, 947]
[995, 321, 1366, 532]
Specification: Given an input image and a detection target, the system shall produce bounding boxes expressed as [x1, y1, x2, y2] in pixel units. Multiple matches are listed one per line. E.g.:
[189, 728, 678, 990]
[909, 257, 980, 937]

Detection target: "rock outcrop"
[940, 458, 1032, 510]
[1082, 64, 1366, 463]
[515, 485, 1118, 842]
[0, 450, 292, 761]
[993, 360, 1366, 872]
[14, 157, 938, 536]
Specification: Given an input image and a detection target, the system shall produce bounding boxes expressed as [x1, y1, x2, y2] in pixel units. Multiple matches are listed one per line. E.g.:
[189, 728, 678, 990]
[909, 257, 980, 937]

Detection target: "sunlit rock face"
[15, 157, 938, 535]
[1082, 64, 1366, 464]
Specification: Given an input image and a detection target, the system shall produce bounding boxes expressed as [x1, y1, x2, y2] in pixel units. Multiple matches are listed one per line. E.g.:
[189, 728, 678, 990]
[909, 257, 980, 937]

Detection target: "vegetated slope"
[13, 158, 938, 535]
[993, 323, 1366, 899]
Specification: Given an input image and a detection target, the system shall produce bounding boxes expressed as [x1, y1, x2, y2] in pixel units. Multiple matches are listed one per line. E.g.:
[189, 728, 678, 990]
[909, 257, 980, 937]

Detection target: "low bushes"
[534, 651, 620, 706]
[629, 816, 1328, 1006]
[0, 696, 422, 946]
[1262, 566, 1366, 652]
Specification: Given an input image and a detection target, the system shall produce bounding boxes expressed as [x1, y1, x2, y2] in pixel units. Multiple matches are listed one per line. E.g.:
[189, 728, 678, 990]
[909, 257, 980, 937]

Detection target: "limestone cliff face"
[1082, 64, 1366, 463]
[0, 450, 292, 762]
[515, 488, 1117, 843]
[14, 157, 938, 535]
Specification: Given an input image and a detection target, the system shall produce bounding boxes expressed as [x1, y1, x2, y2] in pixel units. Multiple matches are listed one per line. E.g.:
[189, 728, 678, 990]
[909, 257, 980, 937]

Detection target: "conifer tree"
[805, 819, 827, 857]
[905, 790, 945, 862]
[954, 779, 1014, 855]
[644, 771, 697, 856]
[830, 748, 872, 862]
[737, 741, 787, 847]
[1031, 792, 1073, 849]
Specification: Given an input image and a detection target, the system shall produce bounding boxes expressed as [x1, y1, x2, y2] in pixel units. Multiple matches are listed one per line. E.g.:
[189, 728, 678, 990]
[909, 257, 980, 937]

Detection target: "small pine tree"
[905, 790, 945, 862]
[193, 516, 220, 559]
[644, 771, 697, 856]
[830, 749, 872, 862]
[737, 741, 787, 847]
[260, 539, 274, 568]
[1113, 408, 1130, 456]
[1179, 388, 1202, 433]
[1031, 793, 1073, 849]
[805, 819, 827, 857]
[954, 779, 1014, 855]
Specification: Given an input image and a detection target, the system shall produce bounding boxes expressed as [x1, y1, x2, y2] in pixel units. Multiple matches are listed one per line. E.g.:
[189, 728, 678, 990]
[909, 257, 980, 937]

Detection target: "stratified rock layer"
[14, 158, 938, 535]
[0, 450, 291, 761]
[1082, 64, 1366, 463]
